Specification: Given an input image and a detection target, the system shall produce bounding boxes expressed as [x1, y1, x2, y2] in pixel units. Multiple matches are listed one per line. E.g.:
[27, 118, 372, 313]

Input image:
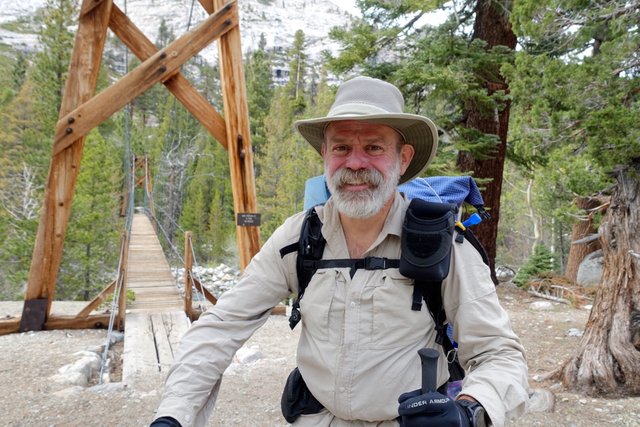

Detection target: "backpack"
[280, 176, 493, 383]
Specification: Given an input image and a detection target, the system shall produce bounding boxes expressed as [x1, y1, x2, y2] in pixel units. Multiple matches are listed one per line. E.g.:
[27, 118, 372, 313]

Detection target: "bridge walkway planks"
[122, 213, 190, 387]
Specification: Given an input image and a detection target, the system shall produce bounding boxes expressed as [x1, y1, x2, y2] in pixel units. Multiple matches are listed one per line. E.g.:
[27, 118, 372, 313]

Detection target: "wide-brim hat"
[295, 76, 439, 184]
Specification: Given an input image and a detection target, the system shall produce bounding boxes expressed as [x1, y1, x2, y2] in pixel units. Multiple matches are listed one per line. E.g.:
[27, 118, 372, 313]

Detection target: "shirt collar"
[317, 192, 408, 257]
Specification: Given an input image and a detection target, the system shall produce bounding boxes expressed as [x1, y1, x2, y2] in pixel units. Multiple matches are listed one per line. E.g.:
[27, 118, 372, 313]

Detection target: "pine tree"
[180, 137, 234, 264]
[57, 132, 122, 300]
[245, 33, 274, 160]
[287, 30, 308, 114]
[0, 79, 44, 298]
[509, 0, 640, 396]
[256, 34, 325, 239]
[30, 0, 77, 140]
[12, 51, 29, 93]
[326, 0, 518, 280]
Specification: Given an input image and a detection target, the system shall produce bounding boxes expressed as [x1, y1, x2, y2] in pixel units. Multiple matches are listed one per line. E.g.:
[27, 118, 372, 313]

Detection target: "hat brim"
[295, 114, 439, 184]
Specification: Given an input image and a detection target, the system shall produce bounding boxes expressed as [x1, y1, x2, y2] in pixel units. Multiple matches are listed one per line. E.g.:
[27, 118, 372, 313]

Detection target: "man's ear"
[400, 144, 415, 175]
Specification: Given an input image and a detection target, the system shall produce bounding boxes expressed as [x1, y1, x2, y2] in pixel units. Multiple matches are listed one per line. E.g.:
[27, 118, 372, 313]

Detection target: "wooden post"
[213, 0, 261, 270]
[117, 231, 129, 330]
[20, 0, 113, 331]
[144, 156, 155, 218]
[184, 231, 194, 317]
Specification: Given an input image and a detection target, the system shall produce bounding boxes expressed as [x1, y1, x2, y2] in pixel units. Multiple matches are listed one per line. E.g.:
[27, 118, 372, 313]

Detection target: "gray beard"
[325, 161, 401, 219]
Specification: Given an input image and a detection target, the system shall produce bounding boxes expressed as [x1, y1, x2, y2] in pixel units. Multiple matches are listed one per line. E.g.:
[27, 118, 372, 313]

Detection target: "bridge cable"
[98, 5, 134, 381]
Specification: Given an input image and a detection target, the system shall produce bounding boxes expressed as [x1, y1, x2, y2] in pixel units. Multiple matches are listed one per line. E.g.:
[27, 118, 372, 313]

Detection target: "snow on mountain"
[0, 0, 355, 63]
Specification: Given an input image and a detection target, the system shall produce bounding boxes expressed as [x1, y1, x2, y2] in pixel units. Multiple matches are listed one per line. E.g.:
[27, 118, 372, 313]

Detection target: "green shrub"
[513, 243, 558, 287]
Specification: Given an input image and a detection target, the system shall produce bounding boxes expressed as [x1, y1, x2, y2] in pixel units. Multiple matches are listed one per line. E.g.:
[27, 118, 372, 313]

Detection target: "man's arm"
[444, 239, 529, 427]
[153, 218, 301, 427]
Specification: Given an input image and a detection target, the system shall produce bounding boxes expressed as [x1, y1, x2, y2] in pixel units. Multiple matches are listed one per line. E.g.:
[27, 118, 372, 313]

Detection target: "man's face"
[322, 121, 414, 218]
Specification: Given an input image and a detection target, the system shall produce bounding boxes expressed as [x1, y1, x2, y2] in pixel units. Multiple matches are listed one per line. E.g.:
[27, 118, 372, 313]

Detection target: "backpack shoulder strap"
[418, 279, 465, 382]
[280, 207, 326, 330]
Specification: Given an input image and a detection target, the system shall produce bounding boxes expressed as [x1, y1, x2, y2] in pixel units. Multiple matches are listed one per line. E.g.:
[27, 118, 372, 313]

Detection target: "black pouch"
[281, 367, 325, 423]
[400, 198, 456, 281]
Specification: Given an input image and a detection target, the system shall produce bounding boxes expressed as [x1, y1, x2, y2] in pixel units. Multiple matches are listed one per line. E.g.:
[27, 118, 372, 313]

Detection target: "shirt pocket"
[370, 270, 430, 349]
[299, 269, 339, 342]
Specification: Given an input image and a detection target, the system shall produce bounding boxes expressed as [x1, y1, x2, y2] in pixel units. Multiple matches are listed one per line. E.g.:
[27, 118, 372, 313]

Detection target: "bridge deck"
[126, 213, 183, 313]
[123, 213, 190, 387]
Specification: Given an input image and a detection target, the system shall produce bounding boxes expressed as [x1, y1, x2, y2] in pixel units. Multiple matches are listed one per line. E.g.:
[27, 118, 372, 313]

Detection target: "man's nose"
[344, 147, 368, 170]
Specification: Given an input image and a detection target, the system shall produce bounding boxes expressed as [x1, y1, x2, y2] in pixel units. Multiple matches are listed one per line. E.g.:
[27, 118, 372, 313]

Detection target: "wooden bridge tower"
[12, 0, 260, 333]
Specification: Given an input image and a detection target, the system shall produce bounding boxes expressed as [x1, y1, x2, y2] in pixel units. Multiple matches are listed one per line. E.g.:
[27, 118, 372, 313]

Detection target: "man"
[152, 76, 529, 427]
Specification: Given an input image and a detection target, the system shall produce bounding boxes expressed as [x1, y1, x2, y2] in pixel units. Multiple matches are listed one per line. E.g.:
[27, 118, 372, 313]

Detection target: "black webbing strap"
[416, 279, 465, 381]
[306, 257, 399, 278]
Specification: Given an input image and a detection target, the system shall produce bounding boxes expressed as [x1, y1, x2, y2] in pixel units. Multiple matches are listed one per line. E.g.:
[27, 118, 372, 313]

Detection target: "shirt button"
[339, 387, 345, 393]
[350, 301, 356, 308]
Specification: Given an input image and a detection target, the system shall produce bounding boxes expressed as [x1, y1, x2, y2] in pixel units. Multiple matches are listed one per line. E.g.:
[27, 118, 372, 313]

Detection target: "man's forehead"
[324, 120, 398, 139]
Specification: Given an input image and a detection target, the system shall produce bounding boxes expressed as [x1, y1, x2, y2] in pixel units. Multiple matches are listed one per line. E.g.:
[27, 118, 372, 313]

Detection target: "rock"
[527, 388, 556, 413]
[234, 345, 263, 364]
[496, 265, 516, 283]
[50, 351, 102, 386]
[52, 386, 84, 398]
[108, 331, 125, 344]
[576, 250, 603, 287]
[530, 301, 554, 311]
[567, 328, 584, 337]
[89, 382, 125, 394]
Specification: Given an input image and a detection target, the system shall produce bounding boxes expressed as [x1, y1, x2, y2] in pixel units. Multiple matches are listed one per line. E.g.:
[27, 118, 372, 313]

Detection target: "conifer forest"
[0, 0, 638, 396]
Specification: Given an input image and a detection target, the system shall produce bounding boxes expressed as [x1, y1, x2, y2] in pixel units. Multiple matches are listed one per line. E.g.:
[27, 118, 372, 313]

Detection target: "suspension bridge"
[0, 0, 266, 387]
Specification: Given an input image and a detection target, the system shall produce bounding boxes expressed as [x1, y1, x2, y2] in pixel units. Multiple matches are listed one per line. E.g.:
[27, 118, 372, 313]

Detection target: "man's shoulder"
[268, 209, 314, 250]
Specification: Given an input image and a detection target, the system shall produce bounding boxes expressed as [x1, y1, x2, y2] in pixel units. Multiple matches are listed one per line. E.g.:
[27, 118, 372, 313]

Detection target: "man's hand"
[398, 389, 474, 427]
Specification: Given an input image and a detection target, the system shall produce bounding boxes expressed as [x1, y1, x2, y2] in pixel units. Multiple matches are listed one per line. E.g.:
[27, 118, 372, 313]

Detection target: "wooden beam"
[117, 232, 129, 330]
[184, 231, 194, 317]
[45, 314, 112, 330]
[0, 319, 20, 336]
[76, 280, 115, 318]
[193, 277, 218, 306]
[108, 4, 228, 146]
[198, 0, 215, 14]
[21, 0, 113, 329]
[213, 0, 261, 269]
[53, 1, 238, 155]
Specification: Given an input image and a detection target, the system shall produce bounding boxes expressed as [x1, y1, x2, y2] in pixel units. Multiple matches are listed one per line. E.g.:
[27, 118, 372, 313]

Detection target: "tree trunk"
[564, 196, 607, 282]
[456, 0, 517, 281]
[560, 161, 640, 395]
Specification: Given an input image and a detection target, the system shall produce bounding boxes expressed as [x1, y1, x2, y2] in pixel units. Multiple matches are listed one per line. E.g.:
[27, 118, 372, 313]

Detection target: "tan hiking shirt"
[154, 193, 529, 427]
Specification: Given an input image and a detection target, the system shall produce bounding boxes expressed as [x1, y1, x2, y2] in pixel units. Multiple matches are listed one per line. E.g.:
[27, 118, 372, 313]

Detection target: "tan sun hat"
[295, 76, 439, 184]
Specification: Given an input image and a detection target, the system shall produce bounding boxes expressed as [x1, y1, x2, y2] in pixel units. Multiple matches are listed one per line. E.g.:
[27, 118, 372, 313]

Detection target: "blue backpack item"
[304, 175, 489, 218]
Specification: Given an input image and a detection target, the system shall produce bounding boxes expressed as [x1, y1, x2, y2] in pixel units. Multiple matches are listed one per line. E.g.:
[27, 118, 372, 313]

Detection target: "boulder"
[576, 250, 603, 287]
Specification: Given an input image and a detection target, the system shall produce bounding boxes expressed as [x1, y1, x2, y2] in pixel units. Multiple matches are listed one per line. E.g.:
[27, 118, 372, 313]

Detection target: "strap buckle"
[364, 257, 388, 270]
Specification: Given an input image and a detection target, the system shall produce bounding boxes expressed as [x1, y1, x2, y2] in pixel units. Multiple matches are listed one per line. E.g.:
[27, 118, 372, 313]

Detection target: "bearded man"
[151, 76, 529, 427]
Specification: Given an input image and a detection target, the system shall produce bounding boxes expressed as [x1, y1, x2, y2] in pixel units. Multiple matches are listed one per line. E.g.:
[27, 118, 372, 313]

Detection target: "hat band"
[329, 102, 397, 117]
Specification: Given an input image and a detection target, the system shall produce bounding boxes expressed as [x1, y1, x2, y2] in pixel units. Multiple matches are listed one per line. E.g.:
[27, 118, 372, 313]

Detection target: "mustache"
[332, 168, 384, 187]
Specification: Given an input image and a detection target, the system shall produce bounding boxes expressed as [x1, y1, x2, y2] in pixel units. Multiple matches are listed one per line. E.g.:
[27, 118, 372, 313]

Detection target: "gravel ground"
[1, 287, 639, 427]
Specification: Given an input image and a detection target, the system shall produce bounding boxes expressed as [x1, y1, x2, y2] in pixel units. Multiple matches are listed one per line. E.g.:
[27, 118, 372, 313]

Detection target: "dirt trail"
[1, 287, 639, 426]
